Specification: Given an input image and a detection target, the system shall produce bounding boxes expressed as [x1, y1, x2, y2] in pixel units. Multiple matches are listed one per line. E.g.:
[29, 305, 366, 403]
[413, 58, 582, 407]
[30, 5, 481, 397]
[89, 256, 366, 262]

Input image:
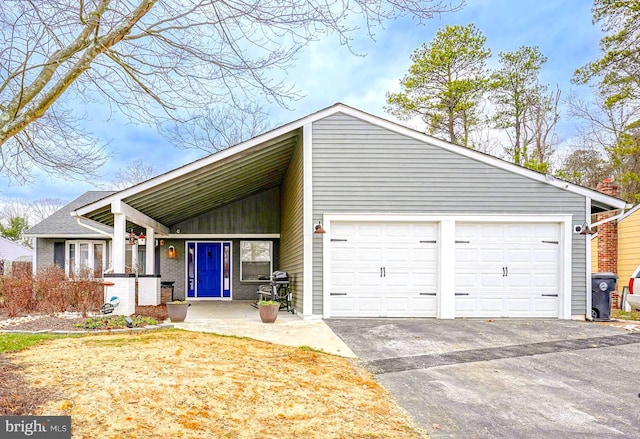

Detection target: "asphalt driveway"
[325, 319, 640, 438]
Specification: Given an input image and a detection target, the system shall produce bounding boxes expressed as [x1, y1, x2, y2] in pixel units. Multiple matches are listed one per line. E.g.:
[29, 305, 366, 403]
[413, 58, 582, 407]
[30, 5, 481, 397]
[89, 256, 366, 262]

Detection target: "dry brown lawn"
[11, 330, 428, 438]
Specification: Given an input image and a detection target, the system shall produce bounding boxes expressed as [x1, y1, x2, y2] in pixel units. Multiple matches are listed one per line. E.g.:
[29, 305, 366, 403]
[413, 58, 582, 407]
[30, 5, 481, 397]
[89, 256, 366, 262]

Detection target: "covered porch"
[72, 123, 306, 316]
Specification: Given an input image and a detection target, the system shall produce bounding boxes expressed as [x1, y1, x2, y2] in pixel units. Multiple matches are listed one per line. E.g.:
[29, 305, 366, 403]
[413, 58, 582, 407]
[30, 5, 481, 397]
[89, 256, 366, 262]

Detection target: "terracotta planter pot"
[259, 304, 280, 323]
[167, 303, 190, 322]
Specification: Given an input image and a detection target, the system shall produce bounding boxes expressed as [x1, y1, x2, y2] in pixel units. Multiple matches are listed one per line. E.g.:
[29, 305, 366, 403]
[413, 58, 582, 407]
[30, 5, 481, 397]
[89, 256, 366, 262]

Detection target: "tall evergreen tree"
[490, 46, 559, 169]
[385, 24, 491, 147]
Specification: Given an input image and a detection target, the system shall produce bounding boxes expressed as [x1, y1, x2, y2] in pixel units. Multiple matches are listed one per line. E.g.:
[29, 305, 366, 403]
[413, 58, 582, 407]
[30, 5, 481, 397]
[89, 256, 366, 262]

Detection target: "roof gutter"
[591, 208, 627, 228]
[74, 213, 112, 238]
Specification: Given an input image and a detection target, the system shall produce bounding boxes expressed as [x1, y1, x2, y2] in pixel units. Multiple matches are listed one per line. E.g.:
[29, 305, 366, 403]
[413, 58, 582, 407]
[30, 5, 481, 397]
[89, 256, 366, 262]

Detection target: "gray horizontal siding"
[311, 112, 587, 316]
[279, 138, 305, 312]
[173, 187, 280, 234]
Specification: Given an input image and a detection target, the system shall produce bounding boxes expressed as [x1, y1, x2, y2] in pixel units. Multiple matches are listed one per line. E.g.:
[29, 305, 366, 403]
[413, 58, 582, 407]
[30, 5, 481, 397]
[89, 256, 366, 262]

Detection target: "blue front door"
[197, 243, 222, 298]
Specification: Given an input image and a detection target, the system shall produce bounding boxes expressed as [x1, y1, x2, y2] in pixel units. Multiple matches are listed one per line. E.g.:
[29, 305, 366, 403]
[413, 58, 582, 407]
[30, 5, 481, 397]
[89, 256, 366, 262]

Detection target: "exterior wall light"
[168, 245, 177, 259]
[314, 222, 326, 234]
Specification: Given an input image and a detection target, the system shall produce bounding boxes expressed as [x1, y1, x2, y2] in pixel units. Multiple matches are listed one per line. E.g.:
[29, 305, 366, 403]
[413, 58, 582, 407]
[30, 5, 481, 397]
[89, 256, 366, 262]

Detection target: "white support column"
[32, 238, 38, 275]
[132, 241, 139, 273]
[113, 212, 126, 273]
[438, 220, 456, 319]
[302, 122, 314, 317]
[146, 228, 155, 275]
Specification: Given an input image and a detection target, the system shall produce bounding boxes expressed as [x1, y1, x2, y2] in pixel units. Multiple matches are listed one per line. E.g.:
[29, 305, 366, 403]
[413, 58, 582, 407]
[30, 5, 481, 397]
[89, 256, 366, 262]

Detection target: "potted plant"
[166, 300, 190, 322]
[258, 300, 280, 323]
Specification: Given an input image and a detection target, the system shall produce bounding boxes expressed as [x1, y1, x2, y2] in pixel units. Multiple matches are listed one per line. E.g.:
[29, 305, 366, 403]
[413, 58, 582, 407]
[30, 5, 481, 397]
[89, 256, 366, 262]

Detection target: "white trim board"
[74, 103, 626, 218]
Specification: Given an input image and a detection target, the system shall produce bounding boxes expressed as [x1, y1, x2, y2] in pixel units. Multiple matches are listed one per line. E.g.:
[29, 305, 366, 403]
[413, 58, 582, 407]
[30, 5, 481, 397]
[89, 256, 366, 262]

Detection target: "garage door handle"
[420, 293, 436, 296]
[455, 293, 470, 296]
[541, 294, 558, 297]
[331, 293, 347, 296]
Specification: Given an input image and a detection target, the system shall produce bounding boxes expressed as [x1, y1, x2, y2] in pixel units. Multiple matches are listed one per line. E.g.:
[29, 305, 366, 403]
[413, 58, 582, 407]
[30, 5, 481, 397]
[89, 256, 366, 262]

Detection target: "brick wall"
[596, 178, 620, 308]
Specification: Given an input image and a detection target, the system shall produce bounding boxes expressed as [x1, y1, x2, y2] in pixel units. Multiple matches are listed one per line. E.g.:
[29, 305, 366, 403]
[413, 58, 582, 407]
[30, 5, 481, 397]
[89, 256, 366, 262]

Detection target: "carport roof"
[73, 103, 628, 232]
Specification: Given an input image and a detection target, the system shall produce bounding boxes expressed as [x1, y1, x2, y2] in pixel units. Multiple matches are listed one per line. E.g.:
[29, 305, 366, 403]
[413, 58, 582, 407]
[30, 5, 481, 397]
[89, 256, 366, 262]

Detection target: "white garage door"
[330, 222, 438, 317]
[455, 223, 560, 318]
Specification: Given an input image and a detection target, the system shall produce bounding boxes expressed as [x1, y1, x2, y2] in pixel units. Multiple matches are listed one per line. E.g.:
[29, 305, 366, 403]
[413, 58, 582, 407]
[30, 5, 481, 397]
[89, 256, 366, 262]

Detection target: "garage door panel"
[413, 246, 437, 261]
[478, 248, 503, 262]
[386, 246, 412, 263]
[533, 298, 558, 313]
[357, 297, 383, 313]
[455, 298, 476, 312]
[357, 224, 384, 240]
[505, 248, 533, 263]
[355, 245, 384, 263]
[506, 273, 533, 288]
[456, 247, 479, 263]
[386, 297, 436, 317]
[480, 298, 504, 312]
[331, 272, 356, 290]
[330, 221, 438, 317]
[330, 297, 355, 315]
[331, 246, 355, 262]
[479, 273, 504, 288]
[455, 222, 561, 318]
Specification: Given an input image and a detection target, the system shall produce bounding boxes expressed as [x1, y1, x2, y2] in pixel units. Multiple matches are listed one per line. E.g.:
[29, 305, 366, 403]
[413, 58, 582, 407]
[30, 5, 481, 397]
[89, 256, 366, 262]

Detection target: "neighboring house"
[0, 236, 33, 275]
[27, 104, 626, 319]
[591, 180, 640, 306]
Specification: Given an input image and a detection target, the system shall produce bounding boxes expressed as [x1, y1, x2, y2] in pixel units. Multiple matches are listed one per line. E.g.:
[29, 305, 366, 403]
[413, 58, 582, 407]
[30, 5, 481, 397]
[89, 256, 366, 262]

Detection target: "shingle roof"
[26, 191, 115, 236]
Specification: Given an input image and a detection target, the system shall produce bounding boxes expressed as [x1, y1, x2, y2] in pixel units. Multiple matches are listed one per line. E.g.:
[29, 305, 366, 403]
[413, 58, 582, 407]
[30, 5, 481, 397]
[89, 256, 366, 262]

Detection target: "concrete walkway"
[169, 301, 356, 358]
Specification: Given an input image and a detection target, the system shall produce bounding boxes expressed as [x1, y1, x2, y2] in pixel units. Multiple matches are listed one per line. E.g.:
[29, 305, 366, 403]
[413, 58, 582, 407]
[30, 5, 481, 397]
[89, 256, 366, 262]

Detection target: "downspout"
[590, 209, 625, 228]
[585, 197, 593, 321]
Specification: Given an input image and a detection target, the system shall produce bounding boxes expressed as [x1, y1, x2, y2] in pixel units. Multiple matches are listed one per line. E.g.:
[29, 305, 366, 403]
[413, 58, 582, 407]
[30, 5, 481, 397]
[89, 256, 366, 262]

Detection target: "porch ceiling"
[83, 129, 300, 231]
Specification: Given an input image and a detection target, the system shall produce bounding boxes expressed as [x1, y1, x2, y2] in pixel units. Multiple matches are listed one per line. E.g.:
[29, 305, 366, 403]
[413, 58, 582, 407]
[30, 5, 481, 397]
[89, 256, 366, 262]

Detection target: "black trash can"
[591, 272, 618, 321]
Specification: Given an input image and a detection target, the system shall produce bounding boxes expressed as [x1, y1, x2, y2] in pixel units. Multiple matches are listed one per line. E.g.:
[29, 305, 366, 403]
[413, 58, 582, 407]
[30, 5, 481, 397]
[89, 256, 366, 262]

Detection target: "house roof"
[73, 103, 627, 232]
[0, 236, 32, 261]
[26, 191, 116, 237]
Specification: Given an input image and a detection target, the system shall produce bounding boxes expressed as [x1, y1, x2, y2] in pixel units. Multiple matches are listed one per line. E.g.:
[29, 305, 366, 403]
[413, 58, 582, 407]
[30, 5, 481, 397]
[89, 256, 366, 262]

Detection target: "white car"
[627, 265, 640, 310]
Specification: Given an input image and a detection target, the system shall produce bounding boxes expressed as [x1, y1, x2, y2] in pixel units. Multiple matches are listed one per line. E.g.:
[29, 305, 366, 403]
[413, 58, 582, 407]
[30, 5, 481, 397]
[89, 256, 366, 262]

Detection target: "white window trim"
[65, 240, 107, 277]
[240, 240, 273, 282]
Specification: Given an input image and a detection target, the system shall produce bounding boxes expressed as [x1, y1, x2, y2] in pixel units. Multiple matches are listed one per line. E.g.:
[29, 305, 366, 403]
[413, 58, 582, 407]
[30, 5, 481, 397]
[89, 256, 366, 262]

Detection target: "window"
[240, 241, 272, 282]
[66, 241, 107, 277]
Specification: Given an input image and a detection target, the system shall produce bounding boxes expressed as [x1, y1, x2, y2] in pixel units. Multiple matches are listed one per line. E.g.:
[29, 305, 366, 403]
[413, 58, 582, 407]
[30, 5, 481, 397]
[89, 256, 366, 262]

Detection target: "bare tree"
[111, 159, 157, 189]
[0, 0, 461, 183]
[564, 89, 640, 200]
[555, 146, 611, 189]
[161, 103, 272, 154]
[0, 197, 65, 227]
[521, 85, 561, 173]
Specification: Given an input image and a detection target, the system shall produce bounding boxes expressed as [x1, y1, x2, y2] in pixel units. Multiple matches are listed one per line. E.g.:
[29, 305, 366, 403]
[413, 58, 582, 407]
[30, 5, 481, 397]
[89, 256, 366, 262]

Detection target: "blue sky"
[0, 0, 601, 204]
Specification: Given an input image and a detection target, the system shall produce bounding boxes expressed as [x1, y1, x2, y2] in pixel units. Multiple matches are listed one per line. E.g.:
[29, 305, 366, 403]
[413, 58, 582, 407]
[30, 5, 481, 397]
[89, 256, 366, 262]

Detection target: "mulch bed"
[0, 305, 169, 332]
